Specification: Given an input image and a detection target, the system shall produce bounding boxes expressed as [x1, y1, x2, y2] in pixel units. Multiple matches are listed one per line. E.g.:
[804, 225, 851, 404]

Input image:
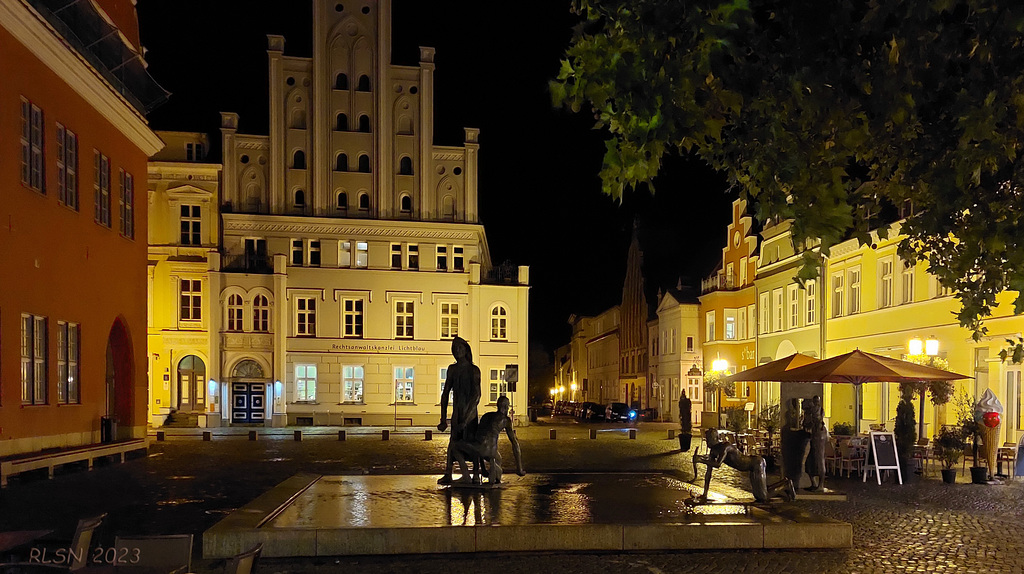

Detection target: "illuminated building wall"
[0, 0, 163, 455]
[653, 290, 702, 424]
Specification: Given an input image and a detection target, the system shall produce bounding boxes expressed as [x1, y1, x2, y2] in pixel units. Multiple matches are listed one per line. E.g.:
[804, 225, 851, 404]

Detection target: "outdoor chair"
[223, 544, 262, 574]
[998, 442, 1017, 479]
[960, 443, 978, 475]
[912, 438, 932, 476]
[0, 514, 105, 573]
[111, 534, 193, 573]
[838, 442, 864, 477]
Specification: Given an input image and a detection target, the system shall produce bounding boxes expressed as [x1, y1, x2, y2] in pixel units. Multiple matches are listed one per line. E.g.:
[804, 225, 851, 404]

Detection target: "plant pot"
[941, 468, 957, 484]
[678, 433, 692, 452]
[970, 466, 989, 484]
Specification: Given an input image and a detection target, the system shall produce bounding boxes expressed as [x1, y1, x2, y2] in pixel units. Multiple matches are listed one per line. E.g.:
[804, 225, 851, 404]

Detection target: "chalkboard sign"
[1015, 436, 1024, 478]
[863, 431, 903, 485]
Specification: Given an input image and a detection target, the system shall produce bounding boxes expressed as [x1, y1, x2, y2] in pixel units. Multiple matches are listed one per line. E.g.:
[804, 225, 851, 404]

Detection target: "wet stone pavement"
[1, 421, 1023, 573]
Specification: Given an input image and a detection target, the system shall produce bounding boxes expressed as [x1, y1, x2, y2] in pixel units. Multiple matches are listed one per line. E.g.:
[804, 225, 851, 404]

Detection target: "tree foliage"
[553, 0, 1024, 347]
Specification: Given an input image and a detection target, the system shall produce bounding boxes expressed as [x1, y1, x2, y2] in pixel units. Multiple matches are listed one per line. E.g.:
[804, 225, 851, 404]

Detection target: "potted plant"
[832, 422, 855, 437]
[757, 401, 780, 467]
[954, 390, 987, 483]
[934, 426, 966, 483]
[678, 394, 693, 451]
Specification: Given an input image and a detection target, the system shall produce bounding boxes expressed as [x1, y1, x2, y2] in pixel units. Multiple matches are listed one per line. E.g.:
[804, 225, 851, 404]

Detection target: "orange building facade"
[0, 0, 164, 456]
[698, 199, 759, 423]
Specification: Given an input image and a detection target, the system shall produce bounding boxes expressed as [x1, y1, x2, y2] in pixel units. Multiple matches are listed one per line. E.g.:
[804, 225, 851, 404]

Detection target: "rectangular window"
[787, 284, 799, 329]
[395, 367, 414, 402]
[296, 297, 316, 337]
[408, 244, 419, 270]
[489, 368, 508, 404]
[309, 240, 321, 267]
[295, 364, 317, 402]
[186, 142, 204, 162]
[119, 170, 134, 238]
[395, 300, 414, 339]
[747, 304, 756, 338]
[705, 310, 715, 342]
[901, 263, 915, 304]
[773, 288, 784, 332]
[227, 296, 244, 332]
[831, 272, 845, 318]
[355, 241, 368, 268]
[56, 124, 78, 209]
[56, 321, 79, 404]
[737, 309, 746, 340]
[724, 309, 736, 340]
[440, 367, 453, 404]
[180, 205, 201, 245]
[848, 267, 861, 314]
[440, 302, 459, 339]
[21, 314, 47, 405]
[739, 257, 748, 286]
[686, 336, 694, 353]
[343, 298, 363, 338]
[339, 241, 351, 267]
[880, 258, 894, 308]
[179, 279, 202, 321]
[805, 280, 817, 325]
[759, 292, 771, 334]
[934, 275, 951, 298]
[391, 243, 402, 269]
[94, 151, 110, 226]
[436, 245, 448, 271]
[291, 240, 304, 266]
[453, 246, 464, 272]
[343, 365, 364, 403]
[21, 99, 45, 191]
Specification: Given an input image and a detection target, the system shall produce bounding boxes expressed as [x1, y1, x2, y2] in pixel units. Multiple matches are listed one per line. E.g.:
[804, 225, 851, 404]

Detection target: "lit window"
[440, 302, 459, 339]
[355, 241, 368, 268]
[407, 244, 419, 270]
[119, 169, 134, 238]
[705, 310, 716, 342]
[489, 368, 508, 404]
[21, 314, 47, 405]
[901, 263, 915, 304]
[490, 305, 508, 340]
[439, 367, 453, 404]
[395, 367, 414, 402]
[788, 284, 800, 329]
[56, 321, 79, 404]
[436, 245, 448, 271]
[686, 336, 694, 353]
[180, 205, 201, 245]
[395, 300, 414, 339]
[295, 364, 317, 402]
[343, 298, 363, 338]
[94, 151, 110, 226]
[227, 294, 244, 331]
[253, 295, 270, 332]
[772, 288, 783, 332]
[343, 366, 364, 403]
[296, 297, 316, 337]
[180, 279, 202, 322]
[56, 124, 78, 209]
[453, 246, 464, 272]
[724, 309, 736, 340]
[759, 292, 770, 334]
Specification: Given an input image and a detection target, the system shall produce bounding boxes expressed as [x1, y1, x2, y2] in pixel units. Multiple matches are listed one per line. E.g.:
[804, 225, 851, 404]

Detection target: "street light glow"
[570, 383, 577, 392]
[908, 337, 924, 356]
[926, 337, 939, 356]
[712, 358, 728, 372]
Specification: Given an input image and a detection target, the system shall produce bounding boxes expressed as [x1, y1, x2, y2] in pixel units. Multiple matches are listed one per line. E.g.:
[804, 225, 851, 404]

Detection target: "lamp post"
[710, 358, 729, 428]
[570, 382, 578, 402]
[908, 336, 939, 438]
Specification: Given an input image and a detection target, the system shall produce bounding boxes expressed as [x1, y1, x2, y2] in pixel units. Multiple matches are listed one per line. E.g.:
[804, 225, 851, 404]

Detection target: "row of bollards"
[155, 429, 437, 441]
[548, 428, 637, 440]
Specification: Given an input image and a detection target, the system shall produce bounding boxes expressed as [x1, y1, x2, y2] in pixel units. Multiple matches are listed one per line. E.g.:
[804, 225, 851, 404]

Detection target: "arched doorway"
[231, 359, 266, 424]
[105, 317, 135, 440]
[177, 355, 206, 412]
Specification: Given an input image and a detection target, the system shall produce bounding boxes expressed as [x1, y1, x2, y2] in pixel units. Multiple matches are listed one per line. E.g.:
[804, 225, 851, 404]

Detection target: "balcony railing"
[701, 272, 739, 294]
[483, 260, 520, 285]
[221, 253, 273, 274]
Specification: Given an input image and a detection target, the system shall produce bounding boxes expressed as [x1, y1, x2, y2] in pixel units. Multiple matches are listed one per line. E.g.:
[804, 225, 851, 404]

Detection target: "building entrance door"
[177, 355, 206, 412]
[232, 382, 266, 423]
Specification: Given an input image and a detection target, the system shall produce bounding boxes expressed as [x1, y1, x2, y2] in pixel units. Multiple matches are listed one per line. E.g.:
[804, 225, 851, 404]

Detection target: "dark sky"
[137, 1, 736, 369]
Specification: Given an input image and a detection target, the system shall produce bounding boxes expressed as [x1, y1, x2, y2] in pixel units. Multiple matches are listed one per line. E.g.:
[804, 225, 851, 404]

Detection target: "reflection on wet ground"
[269, 473, 750, 529]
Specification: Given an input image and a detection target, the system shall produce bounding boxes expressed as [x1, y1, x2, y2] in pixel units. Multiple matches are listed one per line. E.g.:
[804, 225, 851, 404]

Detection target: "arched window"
[336, 113, 348, 131]
[442, 195, 455, 220]
[291, 109, 306, 130]
[358, 192, 370, 210]
[232, 358, 265, 379]
[253, 295, 270, 332]
[294, 189, 305, 207]
[490, 306, 508, 341]
[400, 194, 412, 213]
[357, 154, 370, 173]
[336, 153, 348, 171]
[337, 191, 347, 210]
[356, 75, 370, 91]
[227, 294, 244, 332]
[358, 114, 371, 133]
[399, 156, 413, 175]
[335, 73, 348, 90]
[293, 150, 306, 169]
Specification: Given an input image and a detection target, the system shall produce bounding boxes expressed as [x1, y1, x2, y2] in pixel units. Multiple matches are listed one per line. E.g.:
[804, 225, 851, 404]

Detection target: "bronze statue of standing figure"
[780, 397, 809, 488]
[802, 395, 828, 491]
[437, 336, 481, 484]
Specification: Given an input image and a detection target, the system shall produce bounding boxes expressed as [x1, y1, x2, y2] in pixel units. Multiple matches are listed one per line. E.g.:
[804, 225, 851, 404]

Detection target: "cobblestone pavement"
[2, 421, 1022, 573]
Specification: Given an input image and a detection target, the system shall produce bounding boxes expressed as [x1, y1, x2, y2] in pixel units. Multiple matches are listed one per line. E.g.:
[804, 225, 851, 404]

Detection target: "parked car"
[605, 402, 637, 422]
[580, 402, 604, 422]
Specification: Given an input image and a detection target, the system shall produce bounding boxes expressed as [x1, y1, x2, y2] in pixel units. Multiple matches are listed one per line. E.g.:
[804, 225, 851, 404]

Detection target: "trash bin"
[529, 407, 538, 423]
[101, 416, 117, 443]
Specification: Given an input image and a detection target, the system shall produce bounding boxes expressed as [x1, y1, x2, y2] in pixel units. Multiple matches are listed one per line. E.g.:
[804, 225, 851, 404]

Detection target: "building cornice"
[221, 214, 485, 241]
[1, 0, 163, 156]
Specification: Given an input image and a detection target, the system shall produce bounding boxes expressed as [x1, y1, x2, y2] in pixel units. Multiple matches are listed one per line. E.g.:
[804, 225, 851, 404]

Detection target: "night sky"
[137, 1, 736, 383]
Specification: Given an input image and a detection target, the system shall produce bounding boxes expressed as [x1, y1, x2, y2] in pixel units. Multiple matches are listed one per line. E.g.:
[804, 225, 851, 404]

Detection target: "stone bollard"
[382, 429, 390, 441]
[549, 429, 557, 440]
[202, 431, 212, 441]
[294, 430, 302, 441]
[629, 429, 637, 440]
[668, 429, 676, 440]
[248, 431, 258, 441]
[338, 430, 347, 441]
[156, 431, 165, 441]
[590, 429, 597, 440]
[425, 429, 432, 441]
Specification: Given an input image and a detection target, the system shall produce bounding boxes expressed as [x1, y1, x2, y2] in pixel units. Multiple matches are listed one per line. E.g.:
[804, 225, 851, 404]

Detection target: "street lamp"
[709, 358, 729, 428]
[570, 382, 578, 401]
[712, 358, 729, 373]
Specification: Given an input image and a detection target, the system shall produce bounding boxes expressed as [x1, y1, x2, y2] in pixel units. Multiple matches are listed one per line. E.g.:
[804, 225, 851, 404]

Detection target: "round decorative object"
[303, 78, 310, 87]
[240, 155, 249, 164]
[453, 167, 462, 175]
[286, 77, 295, 86]
[410, 86, 418, 94]
[436, 166, 445, 175]
[395, 84, 403, 93]
[335, 3, 343, 12]
[258, 156, 267, 165]
[984, 411, 1001, 428]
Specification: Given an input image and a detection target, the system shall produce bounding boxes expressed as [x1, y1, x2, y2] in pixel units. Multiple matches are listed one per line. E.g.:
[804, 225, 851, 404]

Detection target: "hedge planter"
[941, 468, 957, 484]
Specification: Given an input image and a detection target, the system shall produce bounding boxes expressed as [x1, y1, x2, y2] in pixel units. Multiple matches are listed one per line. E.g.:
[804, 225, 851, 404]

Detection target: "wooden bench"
[0, 438, 148, 487]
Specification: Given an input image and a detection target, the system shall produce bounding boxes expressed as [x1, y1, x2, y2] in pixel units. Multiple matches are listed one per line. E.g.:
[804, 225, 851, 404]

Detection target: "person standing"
[437, 336, 481, 483]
